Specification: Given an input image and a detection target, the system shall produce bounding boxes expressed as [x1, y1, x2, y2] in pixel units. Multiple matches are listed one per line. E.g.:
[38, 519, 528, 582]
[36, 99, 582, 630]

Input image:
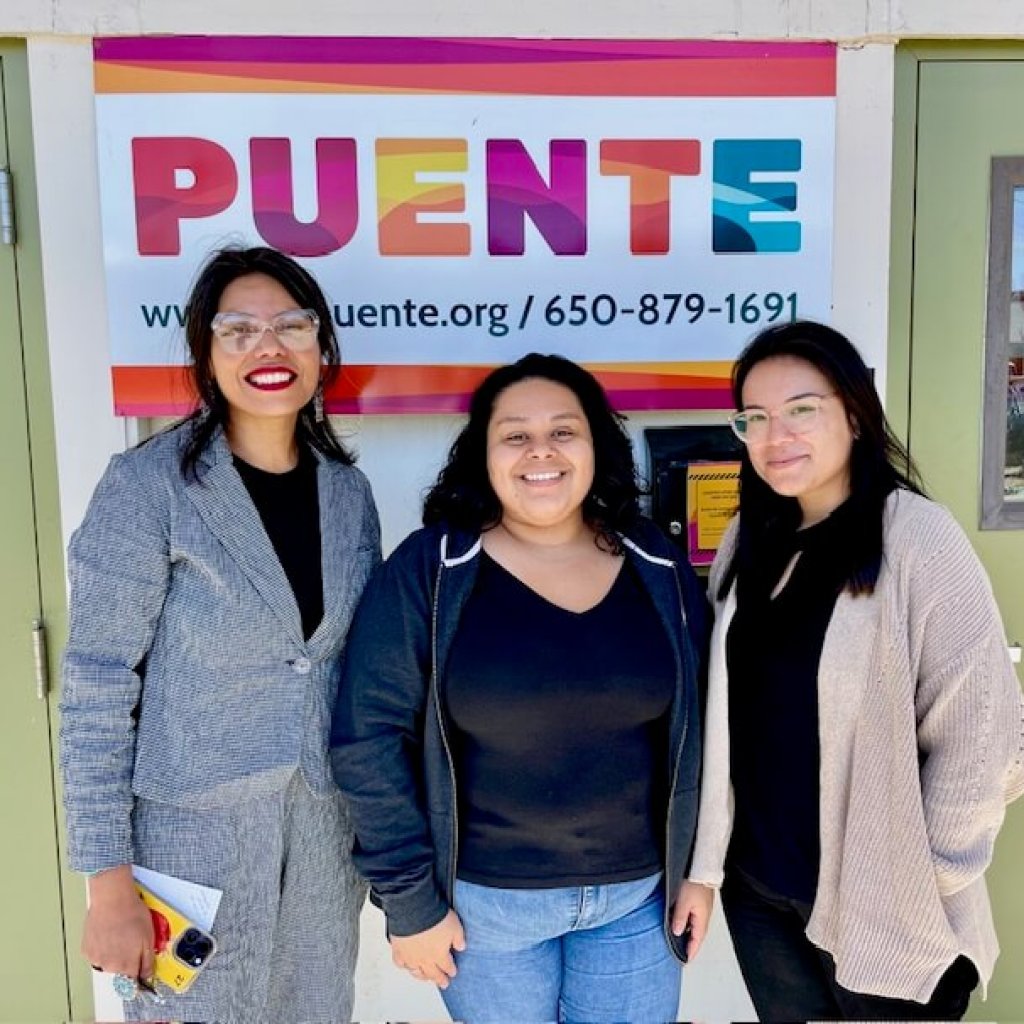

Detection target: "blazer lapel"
[307, 455, 363, 657]
[185, 431, 305, 645]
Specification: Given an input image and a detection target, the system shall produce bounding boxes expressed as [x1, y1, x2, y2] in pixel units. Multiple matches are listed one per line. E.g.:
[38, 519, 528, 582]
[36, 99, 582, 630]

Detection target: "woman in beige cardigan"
[675, 320, 1024, 1020]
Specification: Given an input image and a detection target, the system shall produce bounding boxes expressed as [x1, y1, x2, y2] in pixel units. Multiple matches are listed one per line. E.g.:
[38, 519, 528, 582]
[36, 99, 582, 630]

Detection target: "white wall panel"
[6, 0, 1024, 38]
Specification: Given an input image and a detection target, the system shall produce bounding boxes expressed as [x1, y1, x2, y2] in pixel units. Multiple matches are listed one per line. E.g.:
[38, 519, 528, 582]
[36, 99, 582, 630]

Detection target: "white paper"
[132, 865, 222, 932]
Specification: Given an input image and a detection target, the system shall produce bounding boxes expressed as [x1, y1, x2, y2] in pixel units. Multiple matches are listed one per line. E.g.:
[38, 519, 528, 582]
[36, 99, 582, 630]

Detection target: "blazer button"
[290, 656, 312, 675]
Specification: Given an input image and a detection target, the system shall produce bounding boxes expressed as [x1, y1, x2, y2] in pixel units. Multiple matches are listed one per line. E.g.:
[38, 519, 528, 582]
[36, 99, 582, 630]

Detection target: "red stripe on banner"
[95, 56, 835, 96]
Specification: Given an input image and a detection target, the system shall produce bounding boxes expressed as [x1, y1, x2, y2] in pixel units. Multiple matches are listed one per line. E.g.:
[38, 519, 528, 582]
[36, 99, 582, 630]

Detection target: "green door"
[894, 46, 1024, 1019]
[0, 50, 72, 1022]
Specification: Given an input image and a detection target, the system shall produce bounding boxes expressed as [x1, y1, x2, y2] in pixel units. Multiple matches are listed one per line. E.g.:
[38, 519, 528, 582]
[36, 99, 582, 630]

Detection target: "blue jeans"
[440, 873, 681, 1024]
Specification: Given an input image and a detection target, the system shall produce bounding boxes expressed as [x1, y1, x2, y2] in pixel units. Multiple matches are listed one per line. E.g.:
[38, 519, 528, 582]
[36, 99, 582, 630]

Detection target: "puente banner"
[94, 37, 835, 414]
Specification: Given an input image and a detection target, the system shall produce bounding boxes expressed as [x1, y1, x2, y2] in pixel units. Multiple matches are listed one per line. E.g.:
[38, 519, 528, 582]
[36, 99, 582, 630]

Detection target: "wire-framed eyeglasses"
[729, 393, 836, 444]
[210, 309, 321, 354]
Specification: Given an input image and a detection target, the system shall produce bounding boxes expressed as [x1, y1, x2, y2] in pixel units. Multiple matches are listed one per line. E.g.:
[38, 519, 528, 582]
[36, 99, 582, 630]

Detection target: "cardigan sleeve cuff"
[685, 862, 725, 889]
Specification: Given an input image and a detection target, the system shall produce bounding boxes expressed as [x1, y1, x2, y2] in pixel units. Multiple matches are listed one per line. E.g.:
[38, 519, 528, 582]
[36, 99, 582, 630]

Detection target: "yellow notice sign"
[686, 461, 741, 566]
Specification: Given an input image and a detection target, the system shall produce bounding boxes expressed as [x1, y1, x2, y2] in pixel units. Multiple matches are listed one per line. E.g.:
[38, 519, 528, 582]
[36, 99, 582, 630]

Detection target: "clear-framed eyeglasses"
[210, 309, 321, 355]
[729, 393, 836, 444]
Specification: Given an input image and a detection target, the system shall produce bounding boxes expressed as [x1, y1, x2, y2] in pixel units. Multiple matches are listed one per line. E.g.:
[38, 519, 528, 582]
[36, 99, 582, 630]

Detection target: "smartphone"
[679, 921, 693, 964]
[135, 882, 217, 995]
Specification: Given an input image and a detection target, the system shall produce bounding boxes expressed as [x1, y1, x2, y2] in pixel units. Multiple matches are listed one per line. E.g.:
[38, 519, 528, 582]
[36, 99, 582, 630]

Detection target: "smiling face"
[486, 377, 595, 538]
[210, 272, 322, 436]
[741, 354, 855, 525]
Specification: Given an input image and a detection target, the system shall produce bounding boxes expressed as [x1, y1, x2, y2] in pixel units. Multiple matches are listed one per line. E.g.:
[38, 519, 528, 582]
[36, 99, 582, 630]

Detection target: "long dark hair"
[178, 245, 353, 478]
[423, 353, 642, 552]
[720, 320, 923, 599]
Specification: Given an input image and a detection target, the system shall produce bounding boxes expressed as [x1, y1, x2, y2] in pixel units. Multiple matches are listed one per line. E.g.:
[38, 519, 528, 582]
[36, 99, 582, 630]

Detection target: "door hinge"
[0, 168, 15, 245]
[31, 619, 49, 700]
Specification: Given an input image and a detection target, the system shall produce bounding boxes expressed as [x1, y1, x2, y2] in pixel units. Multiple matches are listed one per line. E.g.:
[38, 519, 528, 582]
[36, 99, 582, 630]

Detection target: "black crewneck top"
[726, 503, 851, 902]
[234, 447, 323, 640]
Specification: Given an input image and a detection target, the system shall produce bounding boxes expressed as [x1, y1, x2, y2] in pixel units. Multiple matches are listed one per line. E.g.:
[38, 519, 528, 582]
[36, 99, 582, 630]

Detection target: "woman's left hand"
[391, 910, 466, 989]
[671, 880, 715, 962]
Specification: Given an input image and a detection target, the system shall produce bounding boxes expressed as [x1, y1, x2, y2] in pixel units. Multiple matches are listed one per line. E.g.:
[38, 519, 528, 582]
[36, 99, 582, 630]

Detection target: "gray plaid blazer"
[59, 423, 380, 873]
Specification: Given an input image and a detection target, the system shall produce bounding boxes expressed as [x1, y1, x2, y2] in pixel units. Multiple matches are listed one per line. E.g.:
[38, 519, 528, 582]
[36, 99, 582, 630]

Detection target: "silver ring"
[112, 973, 139, 1001]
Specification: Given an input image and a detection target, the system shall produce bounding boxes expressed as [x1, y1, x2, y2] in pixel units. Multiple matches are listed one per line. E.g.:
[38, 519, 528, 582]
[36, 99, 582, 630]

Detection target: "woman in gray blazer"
[60, 246, 380, 1022]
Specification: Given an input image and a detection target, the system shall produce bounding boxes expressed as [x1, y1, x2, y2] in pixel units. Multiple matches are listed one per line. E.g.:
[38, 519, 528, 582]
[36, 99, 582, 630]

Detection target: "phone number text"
[519, 291, 799, 330]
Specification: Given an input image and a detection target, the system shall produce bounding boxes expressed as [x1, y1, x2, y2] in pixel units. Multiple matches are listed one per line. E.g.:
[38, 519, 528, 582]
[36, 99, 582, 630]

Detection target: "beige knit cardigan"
[688, 489, 1024, 1002]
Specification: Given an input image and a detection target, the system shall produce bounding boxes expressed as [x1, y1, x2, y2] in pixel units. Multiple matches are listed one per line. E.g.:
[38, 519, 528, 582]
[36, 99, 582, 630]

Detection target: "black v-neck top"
[234, 447, 323, 640]
[444, 551, 675, 888]
[726, 503, 851, 902]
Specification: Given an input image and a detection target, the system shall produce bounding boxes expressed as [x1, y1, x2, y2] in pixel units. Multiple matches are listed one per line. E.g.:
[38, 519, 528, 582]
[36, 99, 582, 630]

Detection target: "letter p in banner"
[133, 138, 238, 256]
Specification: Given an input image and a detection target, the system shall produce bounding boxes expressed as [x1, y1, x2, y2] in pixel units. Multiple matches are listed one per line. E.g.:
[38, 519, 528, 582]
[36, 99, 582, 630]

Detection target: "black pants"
[721, 868, 978, 1022]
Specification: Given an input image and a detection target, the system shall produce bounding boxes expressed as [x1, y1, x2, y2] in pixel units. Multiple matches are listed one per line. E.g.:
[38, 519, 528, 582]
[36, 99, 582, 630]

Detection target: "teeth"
[523, 471, 562, 482]
[248, 371, 294, 385]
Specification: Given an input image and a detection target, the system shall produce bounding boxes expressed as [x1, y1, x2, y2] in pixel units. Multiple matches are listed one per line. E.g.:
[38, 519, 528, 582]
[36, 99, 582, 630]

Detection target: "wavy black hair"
[422, 353, 642, 552]
[178, 245, 353, 478]
[719, 319, 923, 600]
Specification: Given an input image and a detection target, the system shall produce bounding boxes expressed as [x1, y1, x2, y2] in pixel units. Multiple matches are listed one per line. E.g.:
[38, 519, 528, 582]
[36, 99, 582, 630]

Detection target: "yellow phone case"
[135, 881, 217, 995]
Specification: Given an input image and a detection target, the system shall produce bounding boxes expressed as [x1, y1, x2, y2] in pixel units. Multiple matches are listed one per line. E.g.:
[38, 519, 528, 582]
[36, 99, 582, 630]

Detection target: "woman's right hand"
[82, 865, 155, 980]
[390, 909, 467, 989]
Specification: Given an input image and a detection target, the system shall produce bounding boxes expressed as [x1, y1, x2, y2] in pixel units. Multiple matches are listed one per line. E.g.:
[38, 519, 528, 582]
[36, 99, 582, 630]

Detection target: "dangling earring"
[314, 382, 324, 424]
[203, 377, 222, 415]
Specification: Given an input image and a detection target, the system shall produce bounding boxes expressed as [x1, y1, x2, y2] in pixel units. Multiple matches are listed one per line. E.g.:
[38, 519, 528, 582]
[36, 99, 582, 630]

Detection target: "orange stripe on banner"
[586, 362, 732, 387]
[112, 364, 733, 416]
[112, 365, 499, 408]
[95, 64, 400, 95]
[333, 365, 494, 399]
[112, 365, 198, 408]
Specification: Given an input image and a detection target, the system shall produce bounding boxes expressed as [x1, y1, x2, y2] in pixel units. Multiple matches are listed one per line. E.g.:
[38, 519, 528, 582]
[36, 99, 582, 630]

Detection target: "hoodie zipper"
[663, 562, 692, 960]
[430, 557, 460, 903]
